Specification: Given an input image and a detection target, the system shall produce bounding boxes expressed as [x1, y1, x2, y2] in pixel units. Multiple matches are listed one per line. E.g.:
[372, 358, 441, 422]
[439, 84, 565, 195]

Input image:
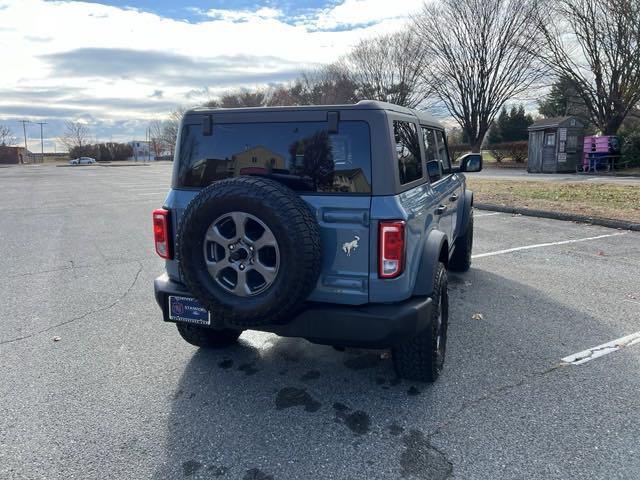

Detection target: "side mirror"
[456, 153, 483, 173]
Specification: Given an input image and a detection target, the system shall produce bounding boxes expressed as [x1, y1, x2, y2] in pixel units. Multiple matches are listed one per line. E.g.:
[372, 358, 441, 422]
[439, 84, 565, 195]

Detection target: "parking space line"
[472, 232, 627, 259]
[561, 332, 640, 365]
[475, 212, 501, 218]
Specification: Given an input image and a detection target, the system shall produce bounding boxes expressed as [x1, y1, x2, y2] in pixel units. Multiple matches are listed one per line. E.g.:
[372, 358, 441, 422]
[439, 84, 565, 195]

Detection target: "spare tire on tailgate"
[177, 176, 322, 328]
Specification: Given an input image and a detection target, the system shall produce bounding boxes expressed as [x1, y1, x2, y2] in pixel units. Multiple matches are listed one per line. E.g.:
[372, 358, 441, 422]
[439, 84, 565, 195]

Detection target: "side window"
[422, 126, 442, 183]
[394, 121, 423, 185]
[435, 130, 452, 174]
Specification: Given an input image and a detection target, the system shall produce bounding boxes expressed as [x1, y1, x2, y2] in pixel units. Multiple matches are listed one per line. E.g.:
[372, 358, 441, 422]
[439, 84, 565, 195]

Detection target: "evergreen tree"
[488, 105, 533, 143]
[538, 76, 589, 120]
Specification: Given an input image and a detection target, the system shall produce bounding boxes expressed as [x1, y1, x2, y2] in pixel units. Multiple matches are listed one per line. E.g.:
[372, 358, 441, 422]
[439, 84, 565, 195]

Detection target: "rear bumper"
[154, 273, 432, 349]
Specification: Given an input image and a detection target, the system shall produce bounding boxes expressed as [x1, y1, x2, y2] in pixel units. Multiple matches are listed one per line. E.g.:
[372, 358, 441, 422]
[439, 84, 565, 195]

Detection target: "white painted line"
[561, 332, 640, 365]
[472, 232, 627, 259]
[475, 212, 501, 218]
[137, 192, 166, 196]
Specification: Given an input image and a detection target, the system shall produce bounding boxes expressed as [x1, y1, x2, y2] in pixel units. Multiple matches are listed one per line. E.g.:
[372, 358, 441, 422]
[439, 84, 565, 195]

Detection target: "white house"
[128, 140, 155, 161]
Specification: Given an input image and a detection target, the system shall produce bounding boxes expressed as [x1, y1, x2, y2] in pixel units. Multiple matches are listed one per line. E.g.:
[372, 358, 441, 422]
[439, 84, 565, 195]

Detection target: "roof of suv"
[187, 100, 442, 128]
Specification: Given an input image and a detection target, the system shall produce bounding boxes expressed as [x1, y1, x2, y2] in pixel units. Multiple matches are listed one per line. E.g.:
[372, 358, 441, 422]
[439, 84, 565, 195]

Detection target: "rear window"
[175, 120, 372, 194]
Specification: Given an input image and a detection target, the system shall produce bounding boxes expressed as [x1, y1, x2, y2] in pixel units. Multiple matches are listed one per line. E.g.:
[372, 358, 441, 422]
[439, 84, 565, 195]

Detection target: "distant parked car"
[69, 157, 96, 165]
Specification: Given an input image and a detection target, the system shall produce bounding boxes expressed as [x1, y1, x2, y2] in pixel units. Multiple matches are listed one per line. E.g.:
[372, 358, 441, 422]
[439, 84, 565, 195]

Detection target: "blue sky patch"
[67, 0, 342, 23]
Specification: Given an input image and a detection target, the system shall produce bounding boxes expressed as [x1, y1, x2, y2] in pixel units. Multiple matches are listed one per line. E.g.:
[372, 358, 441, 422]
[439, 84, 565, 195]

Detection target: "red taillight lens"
[379, 220, 405, 278]
[153, 209, 171, 259]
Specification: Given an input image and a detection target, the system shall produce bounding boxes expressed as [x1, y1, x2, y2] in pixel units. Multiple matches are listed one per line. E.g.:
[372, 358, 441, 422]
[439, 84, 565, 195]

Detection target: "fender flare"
[412, 229, 448, 297]
[459, 189, 474, 236]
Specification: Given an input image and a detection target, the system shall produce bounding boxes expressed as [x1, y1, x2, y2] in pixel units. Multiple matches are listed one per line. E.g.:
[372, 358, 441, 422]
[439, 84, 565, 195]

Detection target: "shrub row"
[489, 141, 528, 163]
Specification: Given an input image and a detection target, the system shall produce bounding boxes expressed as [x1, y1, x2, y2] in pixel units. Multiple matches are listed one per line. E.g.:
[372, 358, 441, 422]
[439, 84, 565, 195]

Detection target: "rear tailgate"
[302, 195, 371, 305]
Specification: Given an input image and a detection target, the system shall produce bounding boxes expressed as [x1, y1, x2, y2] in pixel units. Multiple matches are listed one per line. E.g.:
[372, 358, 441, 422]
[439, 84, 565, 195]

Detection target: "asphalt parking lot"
[1, 163, 639, 480]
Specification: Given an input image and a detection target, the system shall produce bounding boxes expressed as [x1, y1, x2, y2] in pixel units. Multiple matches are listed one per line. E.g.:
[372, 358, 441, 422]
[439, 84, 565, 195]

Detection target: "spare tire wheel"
[177, 176, 322, 328]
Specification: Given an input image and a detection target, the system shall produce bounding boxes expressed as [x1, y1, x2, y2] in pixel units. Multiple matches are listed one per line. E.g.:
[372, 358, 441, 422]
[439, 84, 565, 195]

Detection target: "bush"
[490, 148, 508, 163]
[449, 144, 471, 162]
[620, 130, 640, 167]
[487, 141, 528, 163]
[507, 141, 528, 163]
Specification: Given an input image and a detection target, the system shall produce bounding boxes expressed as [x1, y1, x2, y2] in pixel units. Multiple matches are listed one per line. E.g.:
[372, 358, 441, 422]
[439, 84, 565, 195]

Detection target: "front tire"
[176, 323, 242, 348]
[392, 263, 448, 382]
[450, 212, 473, 272]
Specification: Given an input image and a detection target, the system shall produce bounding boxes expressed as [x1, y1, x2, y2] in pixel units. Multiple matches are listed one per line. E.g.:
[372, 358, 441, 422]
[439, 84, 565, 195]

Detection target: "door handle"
[435, 205, 447, 215]
[449, 193, 459, 201]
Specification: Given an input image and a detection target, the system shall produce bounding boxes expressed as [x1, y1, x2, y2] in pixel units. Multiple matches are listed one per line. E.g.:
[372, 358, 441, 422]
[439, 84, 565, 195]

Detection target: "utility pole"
[36, 122, 47, 163]
[20, 120, 30, 164]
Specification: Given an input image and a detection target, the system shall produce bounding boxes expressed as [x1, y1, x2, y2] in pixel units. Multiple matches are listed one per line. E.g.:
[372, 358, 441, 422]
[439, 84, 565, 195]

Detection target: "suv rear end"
[153, 101, 475, 381]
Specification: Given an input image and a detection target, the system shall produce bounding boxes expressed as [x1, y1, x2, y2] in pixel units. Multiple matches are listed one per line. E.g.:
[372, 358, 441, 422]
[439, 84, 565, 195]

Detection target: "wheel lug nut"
[239, 264, 245, 271]
[229, 244, 235, 250]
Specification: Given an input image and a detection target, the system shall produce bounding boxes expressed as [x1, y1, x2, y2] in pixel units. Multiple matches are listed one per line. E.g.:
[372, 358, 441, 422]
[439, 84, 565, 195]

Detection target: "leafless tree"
[0, 124, 17, 146]
[149, 120, 166, 157]
[267, 83, 303, 106]
[535, 0, 640, 134]
[295, 64, 361, 105]
[414, 0, 544, 151]
[206, 90, 268, 108]
[59, 121, 90, 152]
[342, 31, 429, 108]
[160, 107, 186, 157]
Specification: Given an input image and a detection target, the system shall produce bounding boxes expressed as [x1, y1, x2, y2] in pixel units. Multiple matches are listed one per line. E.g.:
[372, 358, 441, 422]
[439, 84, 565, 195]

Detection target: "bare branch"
[0, 125, 17, 146]
[535, 0, 640, 134]
[414, 0, 545, 151]
[341, 31, 430, 108]
[58, 121, 90, 152]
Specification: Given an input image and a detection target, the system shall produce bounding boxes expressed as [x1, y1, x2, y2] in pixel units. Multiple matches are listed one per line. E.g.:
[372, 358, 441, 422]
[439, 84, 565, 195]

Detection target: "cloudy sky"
[0, 0, 424, 151]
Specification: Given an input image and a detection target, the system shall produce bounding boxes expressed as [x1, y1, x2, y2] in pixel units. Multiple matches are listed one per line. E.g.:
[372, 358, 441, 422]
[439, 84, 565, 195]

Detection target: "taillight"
[379, 220, 405, 278]
[153, 209, 171, 259]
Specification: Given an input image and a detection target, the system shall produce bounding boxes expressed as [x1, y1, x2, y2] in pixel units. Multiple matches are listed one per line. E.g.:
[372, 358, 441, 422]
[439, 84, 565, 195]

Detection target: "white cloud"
[205, 6, 284, 22]
[311, 0, 424, 30]
[0, 0, 423, 146]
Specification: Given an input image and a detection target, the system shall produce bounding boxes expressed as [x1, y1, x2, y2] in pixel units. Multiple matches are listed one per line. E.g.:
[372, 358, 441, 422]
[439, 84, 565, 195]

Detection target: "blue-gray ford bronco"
[153, 100, 481, 382]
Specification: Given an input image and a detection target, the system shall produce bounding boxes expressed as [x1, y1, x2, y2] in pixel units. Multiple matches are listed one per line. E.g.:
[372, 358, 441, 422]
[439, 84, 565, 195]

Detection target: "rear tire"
[392, 263, 448, 382]
[450, 212, 473, 272]
[176, 323, 242, 348]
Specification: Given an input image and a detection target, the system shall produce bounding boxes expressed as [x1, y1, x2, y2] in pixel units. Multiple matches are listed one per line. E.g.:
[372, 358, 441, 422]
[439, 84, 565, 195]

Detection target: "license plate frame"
[168, 295, 211, 326]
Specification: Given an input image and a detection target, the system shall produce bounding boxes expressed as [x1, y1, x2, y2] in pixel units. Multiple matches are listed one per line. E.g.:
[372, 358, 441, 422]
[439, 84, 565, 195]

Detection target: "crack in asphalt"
[0, 263, 144, 346]
[427, 363, 566, 442]
[6, 258, 145, 279]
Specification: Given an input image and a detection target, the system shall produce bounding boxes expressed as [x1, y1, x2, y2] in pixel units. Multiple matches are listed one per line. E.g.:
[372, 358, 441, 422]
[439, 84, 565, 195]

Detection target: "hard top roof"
[186, 100, 442, 128]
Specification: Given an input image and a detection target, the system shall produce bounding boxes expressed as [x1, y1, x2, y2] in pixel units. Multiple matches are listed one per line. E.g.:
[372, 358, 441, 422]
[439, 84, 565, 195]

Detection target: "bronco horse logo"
[342, 236, 360, 256]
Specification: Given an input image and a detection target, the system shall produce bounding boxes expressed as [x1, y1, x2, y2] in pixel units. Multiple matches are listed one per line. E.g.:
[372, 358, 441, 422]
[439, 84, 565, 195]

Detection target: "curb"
[475, 202, 640, 232]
